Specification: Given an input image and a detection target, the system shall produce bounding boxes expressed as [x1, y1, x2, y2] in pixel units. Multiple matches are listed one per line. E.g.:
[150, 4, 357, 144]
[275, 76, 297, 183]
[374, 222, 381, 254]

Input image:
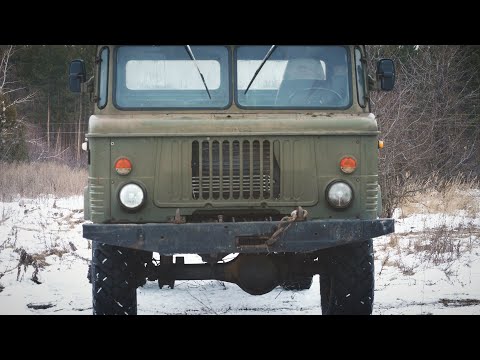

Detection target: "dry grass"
[15, 247, 69, 284]
[418, 226, 463, 266]
[378, 224, 480, 278]
[378, 176, 480, 276]
[387, 234, 400, 249]
[395, 175, 479, 268]
[0, 162, 87, 201]
[394, 258, 416, 276]
[398, 174, 480, 218]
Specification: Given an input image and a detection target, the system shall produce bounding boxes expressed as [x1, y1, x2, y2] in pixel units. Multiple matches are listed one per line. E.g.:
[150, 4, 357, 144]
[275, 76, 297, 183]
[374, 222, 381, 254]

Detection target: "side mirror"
[376, 59, 395, 91]
[69, 59, 86, 93]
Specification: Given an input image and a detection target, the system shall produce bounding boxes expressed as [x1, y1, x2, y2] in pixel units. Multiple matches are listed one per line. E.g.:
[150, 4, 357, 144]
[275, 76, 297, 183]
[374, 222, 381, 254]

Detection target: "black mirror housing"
[69, 59, 86, 93]
[376, 59, 395, 91]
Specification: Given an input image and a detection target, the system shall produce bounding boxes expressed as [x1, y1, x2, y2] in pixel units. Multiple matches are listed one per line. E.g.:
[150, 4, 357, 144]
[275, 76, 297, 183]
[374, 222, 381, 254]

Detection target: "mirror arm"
[368, 74, 379, 91]
[81, 76, 95, 94]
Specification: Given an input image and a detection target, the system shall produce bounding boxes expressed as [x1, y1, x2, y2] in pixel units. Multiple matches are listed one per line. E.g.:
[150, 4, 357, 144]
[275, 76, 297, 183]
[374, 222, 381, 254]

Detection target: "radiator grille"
[192, 140, 281, 200]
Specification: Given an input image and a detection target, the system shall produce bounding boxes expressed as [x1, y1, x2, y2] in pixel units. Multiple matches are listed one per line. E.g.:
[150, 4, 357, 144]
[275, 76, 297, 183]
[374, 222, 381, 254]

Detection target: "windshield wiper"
[244, 45, 277, 95]
[185, 45, 211, 99]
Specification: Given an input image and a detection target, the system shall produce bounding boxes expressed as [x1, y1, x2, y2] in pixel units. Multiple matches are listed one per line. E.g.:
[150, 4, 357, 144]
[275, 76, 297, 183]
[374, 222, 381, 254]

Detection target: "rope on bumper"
[266, 206, 308, 246]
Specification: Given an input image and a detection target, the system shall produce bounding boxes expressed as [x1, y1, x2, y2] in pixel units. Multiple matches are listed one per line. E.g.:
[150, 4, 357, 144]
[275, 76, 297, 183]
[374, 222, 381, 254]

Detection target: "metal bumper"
[83, 218, 394, 255]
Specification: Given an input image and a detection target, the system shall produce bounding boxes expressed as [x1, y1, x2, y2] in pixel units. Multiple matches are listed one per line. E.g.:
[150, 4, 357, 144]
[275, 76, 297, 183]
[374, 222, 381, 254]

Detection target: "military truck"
[69, 45, 395, 315]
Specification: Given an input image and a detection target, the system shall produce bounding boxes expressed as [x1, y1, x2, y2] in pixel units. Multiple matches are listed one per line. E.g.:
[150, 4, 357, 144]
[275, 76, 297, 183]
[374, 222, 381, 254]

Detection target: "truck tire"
[281, 276, 313, 291]
[319, 239, 374, 315]
[90, 242, 147, 315]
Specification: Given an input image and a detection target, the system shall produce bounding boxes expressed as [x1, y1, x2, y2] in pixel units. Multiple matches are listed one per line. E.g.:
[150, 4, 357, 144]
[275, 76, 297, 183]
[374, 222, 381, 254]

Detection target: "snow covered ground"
[1, 195, 479, 315]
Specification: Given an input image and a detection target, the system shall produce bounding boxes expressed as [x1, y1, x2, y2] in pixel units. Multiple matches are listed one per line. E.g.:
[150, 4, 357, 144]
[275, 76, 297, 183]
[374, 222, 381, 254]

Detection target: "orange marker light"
[378, 140, 384, 149]
[115, 158, 132, 175]
[340, 157, 357, 174]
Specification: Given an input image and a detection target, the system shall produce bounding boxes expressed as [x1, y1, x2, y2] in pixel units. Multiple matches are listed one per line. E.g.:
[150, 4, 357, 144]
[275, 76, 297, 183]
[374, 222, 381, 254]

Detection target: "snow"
[1, 195, 479, 315]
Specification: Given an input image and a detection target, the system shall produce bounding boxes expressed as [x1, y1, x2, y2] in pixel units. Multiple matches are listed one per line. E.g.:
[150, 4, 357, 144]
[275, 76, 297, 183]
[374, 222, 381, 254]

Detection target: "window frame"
[112, 45, 233, 111]
[233, 45, 353, 110]
[97, 46, 109, 109]
[354, 47, 367, 108]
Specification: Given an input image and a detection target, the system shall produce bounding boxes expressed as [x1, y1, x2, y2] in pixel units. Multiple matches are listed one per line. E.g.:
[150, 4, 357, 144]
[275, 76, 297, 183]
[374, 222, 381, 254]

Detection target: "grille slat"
[192, 139, 280, 200]
[260, 141, 264, 199]
[239, 141, 244, 199]
[249, 140, 254, 199]
[209, 141, 213, 199]
[269, 141, 274, 198]
[218, 141, 223, 200]
[228, 141, 233, 199]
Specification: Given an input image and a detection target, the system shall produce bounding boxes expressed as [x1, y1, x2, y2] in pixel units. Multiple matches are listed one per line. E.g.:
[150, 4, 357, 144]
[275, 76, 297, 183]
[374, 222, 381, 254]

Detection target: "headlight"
[326, 181, 353, 209]
[119, 183, 145, 210]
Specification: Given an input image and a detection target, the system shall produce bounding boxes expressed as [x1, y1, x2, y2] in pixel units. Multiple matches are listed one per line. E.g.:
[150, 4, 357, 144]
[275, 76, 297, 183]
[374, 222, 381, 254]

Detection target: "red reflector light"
[340, 157, 357, 174]
[115, 158, 132, 175]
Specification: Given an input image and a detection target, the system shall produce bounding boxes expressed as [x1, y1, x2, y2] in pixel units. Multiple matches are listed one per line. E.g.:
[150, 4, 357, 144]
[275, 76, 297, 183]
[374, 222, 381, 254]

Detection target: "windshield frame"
[112, 45, 233, 111]
[233, 45, 353, 111]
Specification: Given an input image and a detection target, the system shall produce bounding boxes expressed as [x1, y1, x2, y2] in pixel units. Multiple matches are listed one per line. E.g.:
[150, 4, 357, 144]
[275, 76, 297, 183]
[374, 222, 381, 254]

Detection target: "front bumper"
[83, 218, 394, 255]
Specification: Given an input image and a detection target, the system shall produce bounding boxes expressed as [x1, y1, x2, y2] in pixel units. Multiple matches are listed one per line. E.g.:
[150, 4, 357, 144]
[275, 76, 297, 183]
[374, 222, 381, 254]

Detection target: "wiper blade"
[244, 45, 277, 95]
[185, 45, 211, 99]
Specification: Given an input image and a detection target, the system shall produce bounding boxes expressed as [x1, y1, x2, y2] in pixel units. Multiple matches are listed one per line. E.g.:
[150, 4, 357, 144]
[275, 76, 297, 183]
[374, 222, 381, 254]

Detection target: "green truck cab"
[70, 45, 395, 315]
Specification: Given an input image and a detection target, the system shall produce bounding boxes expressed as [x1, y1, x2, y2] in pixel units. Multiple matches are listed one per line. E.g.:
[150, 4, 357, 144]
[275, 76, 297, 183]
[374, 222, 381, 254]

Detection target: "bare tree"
[367, 45, 480, 216]
[1, 46, 35, 162]
[0, 46, 35, 106]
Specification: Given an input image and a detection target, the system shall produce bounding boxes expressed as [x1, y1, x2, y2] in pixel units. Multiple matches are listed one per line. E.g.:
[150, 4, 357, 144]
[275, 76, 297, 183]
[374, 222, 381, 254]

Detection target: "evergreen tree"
[13, 45, 95, 163]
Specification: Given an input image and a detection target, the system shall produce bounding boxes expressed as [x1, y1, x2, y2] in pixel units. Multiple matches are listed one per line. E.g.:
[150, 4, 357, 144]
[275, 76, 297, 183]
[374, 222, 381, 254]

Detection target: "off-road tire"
[319, 239, 374, 315]
[91, 242, 148, 315]
[281, 276, 314, 291]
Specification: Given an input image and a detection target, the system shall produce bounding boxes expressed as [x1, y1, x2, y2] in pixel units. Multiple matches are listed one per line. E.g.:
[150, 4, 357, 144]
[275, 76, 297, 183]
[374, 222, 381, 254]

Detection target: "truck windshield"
[114, 46, 230, 109]
[235, 46, 351, 109]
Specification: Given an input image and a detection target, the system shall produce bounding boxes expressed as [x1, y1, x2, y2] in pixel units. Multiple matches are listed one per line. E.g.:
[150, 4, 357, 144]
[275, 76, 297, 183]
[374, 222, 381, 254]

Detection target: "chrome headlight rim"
[325, 180, 354, 209]
[118, 182, 146, 212]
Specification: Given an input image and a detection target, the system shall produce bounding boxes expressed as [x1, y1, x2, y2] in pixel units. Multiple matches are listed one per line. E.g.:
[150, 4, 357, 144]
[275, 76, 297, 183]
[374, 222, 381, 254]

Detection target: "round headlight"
[326, 181, 353, 209]
[119, 183, 145, 210]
